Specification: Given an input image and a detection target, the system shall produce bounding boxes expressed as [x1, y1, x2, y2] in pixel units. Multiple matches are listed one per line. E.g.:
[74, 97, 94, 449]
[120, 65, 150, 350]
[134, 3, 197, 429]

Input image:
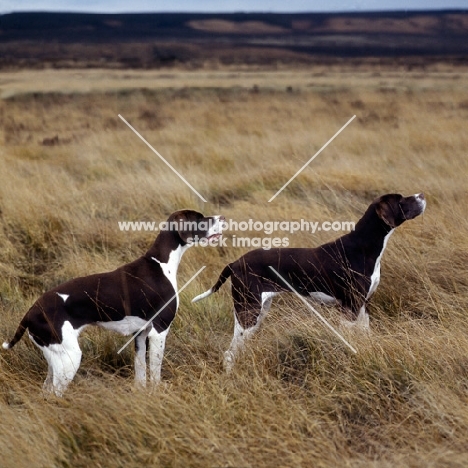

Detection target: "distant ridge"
[1, 11, 467, 68]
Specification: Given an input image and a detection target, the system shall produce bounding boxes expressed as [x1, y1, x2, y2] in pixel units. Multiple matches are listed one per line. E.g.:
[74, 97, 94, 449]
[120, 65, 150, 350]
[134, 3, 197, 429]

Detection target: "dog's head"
[375, 193, 426, 228]
[164, 210, 224, 245]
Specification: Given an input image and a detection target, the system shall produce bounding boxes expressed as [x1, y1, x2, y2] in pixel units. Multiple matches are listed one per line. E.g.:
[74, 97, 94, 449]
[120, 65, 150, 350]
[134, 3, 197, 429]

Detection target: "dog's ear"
[174, 210, 203, 243]
[376, 197, 400, 228]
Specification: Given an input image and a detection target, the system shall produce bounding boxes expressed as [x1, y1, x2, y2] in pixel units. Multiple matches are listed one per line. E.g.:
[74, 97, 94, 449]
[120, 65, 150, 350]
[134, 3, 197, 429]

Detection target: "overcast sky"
[1, 0, 467, 14]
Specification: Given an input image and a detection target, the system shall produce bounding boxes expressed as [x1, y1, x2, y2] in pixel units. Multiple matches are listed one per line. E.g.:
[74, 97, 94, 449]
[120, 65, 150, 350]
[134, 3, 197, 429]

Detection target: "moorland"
[1, 9, 468, 468]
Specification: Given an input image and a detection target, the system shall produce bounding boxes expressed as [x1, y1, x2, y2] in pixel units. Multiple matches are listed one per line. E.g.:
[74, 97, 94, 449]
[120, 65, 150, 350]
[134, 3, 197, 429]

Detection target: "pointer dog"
[3, 210, 223, 396]
[193, 193, 426, 371]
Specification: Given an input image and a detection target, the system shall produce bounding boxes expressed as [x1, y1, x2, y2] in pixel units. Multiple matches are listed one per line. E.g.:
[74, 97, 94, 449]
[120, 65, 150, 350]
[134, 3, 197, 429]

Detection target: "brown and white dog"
[193, 193, 426, 371]
[3, 210, 224, 396]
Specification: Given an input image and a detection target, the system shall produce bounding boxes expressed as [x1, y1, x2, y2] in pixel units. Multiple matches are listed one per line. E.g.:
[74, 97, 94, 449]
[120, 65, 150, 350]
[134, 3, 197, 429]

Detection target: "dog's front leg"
[134, 326, 152, 387]
[148, 327, 170, 384]
[355, 305, 370, 330]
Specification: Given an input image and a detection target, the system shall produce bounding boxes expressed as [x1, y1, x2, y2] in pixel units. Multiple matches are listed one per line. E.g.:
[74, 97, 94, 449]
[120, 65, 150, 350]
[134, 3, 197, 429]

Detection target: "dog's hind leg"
[43, 347, 81, 397]
[148, 327, 170, 385]
[39, 323, 82, 397]
[224, 314, 253, 373]
[224, 303, 268, 373]
[224, 286, 268, 372]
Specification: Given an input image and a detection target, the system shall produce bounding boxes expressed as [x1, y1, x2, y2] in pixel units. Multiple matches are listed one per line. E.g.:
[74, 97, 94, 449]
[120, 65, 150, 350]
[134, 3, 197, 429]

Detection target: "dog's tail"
[2, 314, 29, 350]
[192, 264, 232, 303]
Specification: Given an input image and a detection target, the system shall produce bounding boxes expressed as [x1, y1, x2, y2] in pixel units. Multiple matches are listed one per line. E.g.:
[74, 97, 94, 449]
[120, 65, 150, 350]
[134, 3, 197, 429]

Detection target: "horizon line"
[1, 7, 468, 15]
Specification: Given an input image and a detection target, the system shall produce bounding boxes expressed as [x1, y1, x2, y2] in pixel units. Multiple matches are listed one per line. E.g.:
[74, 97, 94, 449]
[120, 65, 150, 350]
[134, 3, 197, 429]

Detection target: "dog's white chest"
[367, 263, 381, 300]
[159, 259, 178, 293]
[152, 245, 186, 307]
[367, 230, 393, 300]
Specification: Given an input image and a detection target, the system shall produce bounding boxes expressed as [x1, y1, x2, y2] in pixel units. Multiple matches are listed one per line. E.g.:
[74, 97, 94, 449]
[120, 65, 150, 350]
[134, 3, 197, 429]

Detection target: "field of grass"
[1, 64, 468, 467]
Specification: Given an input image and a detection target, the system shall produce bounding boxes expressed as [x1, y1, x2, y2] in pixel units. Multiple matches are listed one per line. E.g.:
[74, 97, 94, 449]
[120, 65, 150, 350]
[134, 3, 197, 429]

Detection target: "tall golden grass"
[1, 66, 468, 467]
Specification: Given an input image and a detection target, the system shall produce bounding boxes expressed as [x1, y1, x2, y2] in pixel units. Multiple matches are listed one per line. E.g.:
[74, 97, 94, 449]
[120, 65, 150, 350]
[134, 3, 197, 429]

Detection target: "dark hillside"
[0, 10, 467, 68]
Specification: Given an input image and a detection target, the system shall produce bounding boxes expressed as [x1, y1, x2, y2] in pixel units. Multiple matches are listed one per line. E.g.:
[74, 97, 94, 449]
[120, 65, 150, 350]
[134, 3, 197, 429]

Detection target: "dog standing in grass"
[193, 193, 426, 371]
[3, 210, 223, 396]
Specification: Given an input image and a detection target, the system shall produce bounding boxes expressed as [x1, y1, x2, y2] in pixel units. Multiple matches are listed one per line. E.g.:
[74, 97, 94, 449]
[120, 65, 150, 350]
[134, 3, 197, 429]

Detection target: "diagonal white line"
[268, 115, 356, 202]
[268, 266, 357, 354]
[117, 266, 206, 354]
[118, 114, 207, 202]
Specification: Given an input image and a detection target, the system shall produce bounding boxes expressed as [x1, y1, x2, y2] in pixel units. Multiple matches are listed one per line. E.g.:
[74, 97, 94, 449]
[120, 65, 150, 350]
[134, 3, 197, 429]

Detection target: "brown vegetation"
[0, 65, 468, 466]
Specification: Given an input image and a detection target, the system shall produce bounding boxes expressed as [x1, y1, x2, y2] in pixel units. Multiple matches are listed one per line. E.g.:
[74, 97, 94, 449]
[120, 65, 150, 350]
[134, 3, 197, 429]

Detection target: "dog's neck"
[344, 205, 395, 259]
[145, 230, 191, 265]
[352, 204, 393, 240]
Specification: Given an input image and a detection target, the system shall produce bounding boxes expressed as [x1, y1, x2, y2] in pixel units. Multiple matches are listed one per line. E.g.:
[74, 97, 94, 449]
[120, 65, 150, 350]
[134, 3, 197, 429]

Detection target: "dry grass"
[1, 65, 468, 467]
